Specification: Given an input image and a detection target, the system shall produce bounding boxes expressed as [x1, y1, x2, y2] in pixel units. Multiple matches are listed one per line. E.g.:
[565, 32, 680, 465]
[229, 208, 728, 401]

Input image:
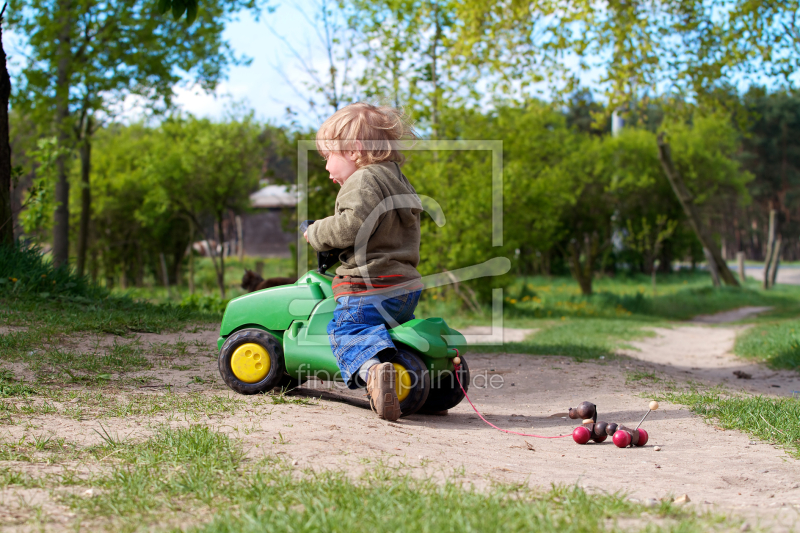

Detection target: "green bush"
[0, 242, 103, 300]
[179, 293, 229, 314]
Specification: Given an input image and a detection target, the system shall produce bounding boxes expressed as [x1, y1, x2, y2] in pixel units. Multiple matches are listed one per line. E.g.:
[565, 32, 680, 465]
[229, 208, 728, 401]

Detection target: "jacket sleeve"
[307, 171, 384, 251]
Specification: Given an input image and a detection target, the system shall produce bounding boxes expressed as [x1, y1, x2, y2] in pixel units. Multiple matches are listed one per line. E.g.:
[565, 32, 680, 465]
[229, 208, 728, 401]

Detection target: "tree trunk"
[703, 248, 720, 287]
[0, 3, 12, 246]
[90, 247, 98, 282]
[568, 235, 597, 296]
[763, 209, 776, 289]
[768, 238, 782, 288]
[736, 251, 746, 284]
[236, 214, 244, 264]
[135, 245, 144, 287]
[651, 266, 657, 297]
[52, 0, 73, 267]
[75, 128, 91, 276]
[159, 252, 171, 299]
[188, 223, 195, 295]
[216, 216, 226, 299]
[656, 133, 739, 287]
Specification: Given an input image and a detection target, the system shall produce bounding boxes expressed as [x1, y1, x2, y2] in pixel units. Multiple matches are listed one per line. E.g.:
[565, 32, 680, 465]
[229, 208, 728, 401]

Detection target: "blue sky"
[174, 0, 321, 125]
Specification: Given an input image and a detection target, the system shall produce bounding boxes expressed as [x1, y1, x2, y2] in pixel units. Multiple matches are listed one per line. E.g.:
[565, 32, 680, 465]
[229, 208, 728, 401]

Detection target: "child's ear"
[349, 140, 364, 161]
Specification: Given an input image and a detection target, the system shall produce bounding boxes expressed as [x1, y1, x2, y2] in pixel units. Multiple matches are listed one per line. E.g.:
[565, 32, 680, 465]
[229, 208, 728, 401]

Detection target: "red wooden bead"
[613, 430, 631, 448]
[635, 428, 648, 447]
[572, 426, 591, 444]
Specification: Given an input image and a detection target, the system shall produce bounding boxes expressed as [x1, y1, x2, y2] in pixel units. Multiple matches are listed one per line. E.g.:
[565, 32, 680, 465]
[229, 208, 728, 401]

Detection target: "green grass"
[500, 272, 800, 322]
[110, 255, 295, 305]
[0, 328, 215, 386]
[0, 295, 220, 336]
[1, 389, 249, 423]
[469, 318, 656, 360]
[735, 318, 800, 370]
[0, 425, 727, 532]
[1, 244, 221, 337]
[657, 389, 800, 458]
[429, 271, 800, 361]
[0, 369, 37, 397]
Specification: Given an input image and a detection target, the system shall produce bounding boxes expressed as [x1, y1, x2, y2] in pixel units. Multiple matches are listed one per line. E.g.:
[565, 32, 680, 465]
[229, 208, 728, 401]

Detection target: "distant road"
[735, 264, 800, 286]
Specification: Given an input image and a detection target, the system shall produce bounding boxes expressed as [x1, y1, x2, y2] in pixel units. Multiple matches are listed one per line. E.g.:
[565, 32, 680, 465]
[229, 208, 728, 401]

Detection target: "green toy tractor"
[217, 246, 470, 417]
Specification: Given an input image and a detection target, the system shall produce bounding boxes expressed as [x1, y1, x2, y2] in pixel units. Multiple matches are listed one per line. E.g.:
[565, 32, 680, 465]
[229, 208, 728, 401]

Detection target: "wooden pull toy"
[572, 401, 657, 447]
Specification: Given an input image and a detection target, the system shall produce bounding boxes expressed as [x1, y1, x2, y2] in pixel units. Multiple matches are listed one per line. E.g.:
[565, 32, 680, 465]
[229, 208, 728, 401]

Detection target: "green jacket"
[307, 161, 423, 298]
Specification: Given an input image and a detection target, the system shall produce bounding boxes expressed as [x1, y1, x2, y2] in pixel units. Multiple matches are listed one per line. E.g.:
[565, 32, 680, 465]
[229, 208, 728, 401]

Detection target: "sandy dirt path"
[2, 308, 800, 531]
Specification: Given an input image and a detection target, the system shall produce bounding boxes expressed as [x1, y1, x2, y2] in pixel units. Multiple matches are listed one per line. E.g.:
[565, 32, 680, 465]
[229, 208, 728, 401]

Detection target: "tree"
[146, 115, 265, 299]
[740, 89, 800, 260]
[8, 0, 261, 269]
[547, 134, 616, 295]
[452, 0, 800, 286]
[0, 3, 11, 245]
[268, 0, 360, 124]
[347, 0, 462, 135]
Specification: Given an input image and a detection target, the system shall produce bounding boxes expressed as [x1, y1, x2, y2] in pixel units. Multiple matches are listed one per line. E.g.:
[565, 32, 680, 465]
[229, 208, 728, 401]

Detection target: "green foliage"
[179, 292, 229, 314]
[17, 138, 68, 241]
[158, 0, 199, 24]
[8, 0, 256, 127]
[661, 114, 752, 206]
[146, 114, 266, 298]
[86, 117, 268, 296]
[740, 89, 800, 247]
[0, 242, 99, 299]
[397, 103, 751, 300]
[623, 215, 678, 274]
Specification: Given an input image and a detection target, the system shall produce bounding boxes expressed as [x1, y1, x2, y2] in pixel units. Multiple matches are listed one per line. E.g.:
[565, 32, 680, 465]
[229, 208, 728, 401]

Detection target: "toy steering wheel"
[300, 220, 344, 274]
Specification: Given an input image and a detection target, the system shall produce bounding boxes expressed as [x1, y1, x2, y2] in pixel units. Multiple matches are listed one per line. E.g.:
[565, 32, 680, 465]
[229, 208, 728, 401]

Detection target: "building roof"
[249, 184, 298, 208]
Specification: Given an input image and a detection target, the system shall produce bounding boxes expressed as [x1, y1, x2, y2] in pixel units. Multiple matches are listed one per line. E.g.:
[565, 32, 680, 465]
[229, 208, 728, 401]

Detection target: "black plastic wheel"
[218, 329, 285, 395]
[390, 347, 430, 417]
[419, 356, 469, 414]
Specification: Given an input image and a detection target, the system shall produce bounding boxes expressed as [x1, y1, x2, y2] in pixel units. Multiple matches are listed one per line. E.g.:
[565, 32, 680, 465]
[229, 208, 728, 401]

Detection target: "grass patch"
[430, 271, 800, 362]
[735, 318, 800, 370]
[0, 386, 320, 424]
[196, 475, 717, 533]
[626, 370, 663, 384]
[0, 426, 720, 532]
[111, 255, 295, 305]
[2, 242, 220, 336]
[0, 296, 219, 336]
[0, 330, 208, 385]
[1, 390, 248, 423]
[657, 389, 800, 457]
[0, 369, 37, 397]
[500, 272, 800, 323]
[469, 318, 655, 360]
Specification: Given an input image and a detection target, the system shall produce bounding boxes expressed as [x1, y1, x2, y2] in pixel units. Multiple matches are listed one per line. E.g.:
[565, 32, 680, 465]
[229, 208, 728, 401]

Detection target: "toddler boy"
[304, 102, 423, 421]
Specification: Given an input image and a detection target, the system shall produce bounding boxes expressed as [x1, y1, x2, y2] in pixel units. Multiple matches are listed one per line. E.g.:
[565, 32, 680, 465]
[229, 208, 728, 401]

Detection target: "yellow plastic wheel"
[392, 362, 412, 402]
[230, 343, 271, 383]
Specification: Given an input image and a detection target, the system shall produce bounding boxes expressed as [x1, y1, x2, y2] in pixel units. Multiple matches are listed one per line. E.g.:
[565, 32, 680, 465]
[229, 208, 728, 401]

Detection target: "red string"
[453, 352, 572, 439]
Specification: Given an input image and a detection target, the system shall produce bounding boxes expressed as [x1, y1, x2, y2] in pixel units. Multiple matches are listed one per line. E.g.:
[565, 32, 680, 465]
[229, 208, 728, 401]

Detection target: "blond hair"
[316, 102, 417, 167]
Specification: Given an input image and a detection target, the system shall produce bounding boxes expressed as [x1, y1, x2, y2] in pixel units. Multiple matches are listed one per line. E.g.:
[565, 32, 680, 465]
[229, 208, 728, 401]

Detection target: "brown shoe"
[366, 362, 401, 421]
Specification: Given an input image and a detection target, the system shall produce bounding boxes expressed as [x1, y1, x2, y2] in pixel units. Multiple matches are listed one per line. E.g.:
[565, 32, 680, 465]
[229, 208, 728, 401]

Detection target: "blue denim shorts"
[327, 290, 422, 388]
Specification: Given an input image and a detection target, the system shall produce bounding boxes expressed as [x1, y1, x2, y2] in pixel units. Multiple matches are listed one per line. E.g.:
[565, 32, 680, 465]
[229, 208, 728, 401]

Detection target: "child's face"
[325, 150, 359, 186]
